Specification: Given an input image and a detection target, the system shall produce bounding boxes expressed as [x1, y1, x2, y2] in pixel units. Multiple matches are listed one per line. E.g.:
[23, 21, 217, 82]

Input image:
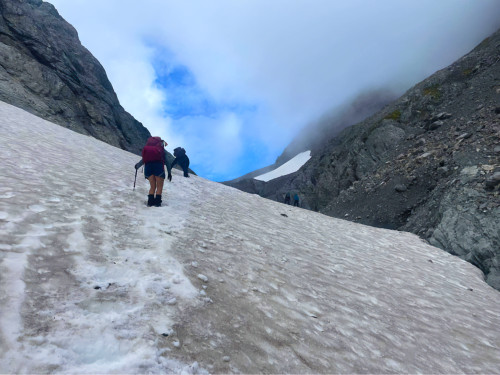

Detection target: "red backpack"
[142, 137, 165, 163]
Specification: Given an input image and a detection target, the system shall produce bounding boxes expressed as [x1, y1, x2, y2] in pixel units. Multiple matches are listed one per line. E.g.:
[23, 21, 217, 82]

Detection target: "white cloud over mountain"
[49, 0, 500, 180]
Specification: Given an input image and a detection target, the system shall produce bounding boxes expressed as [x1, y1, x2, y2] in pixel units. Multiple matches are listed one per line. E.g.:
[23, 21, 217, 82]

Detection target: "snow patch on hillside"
[254, 150, 311, 181]
[1, 101, 500, 374]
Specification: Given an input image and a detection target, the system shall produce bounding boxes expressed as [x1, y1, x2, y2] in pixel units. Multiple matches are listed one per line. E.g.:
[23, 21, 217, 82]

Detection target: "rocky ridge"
[226, 29, 500, 290]
[0, 0, 150, 153]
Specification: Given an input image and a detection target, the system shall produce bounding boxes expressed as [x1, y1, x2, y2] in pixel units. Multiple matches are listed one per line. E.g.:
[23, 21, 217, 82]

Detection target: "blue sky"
[49, 0, 500, 181]
[150, 47, 276, 179]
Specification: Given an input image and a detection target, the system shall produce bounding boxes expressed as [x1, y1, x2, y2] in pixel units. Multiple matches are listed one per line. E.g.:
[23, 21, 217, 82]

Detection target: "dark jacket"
[171, 154, 189, 168]
[171, 147, 190, 177]
[172, 148, 190, 169]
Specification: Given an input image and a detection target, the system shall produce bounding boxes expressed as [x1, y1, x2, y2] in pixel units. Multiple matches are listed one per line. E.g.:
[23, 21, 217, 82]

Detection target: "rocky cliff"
[226, 29, 500, 290]
[0, 0, 150, 153]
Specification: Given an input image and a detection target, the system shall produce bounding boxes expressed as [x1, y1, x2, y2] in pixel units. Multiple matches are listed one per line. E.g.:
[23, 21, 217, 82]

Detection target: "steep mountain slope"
[0, 0, 150, 153]
[225, 28, 500, 291]
[2, 101, 500, 374]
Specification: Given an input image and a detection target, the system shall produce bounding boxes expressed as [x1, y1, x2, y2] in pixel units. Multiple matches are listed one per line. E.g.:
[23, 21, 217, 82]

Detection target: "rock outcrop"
[0, 0, 150, 153]
[226, 29, 500, 290]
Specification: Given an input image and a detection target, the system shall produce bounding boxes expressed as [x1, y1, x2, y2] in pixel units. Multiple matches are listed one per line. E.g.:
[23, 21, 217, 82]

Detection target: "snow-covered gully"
[254, 150, 311, 182]
[1, 101, 500, 374]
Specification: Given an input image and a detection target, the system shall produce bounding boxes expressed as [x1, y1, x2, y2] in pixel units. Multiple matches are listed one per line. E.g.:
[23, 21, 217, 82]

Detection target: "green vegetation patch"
[385, 109, 401, 121]
[462, 68, 473, 77]
[423, 84, 441, 100]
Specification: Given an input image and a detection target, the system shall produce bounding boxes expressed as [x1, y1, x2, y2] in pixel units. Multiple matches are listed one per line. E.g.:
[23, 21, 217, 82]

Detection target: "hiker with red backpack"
[135, 137, 172, 207]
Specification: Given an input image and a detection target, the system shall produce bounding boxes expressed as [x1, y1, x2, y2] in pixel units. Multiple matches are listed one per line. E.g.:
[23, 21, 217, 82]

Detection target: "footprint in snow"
[172, 275, 183, 284]
[28, 205, 46, 213]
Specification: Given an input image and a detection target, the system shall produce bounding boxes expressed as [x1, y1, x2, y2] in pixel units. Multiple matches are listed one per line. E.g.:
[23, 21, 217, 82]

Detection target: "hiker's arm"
[164, 150, 173, 181]
[135, 159, 144, 169]
[171, 158, 178, 168]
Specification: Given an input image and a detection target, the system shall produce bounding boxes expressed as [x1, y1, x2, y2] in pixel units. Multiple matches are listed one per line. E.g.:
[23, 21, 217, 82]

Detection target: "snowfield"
[254, 150, 311, 181]
[1, 100, 500, 374]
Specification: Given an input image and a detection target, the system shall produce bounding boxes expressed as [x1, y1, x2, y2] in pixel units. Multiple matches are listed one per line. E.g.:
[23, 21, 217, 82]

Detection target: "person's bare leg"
[155, 176, 165, 195]
[153, 176, 165, 206]
[148, 175, 156, 195]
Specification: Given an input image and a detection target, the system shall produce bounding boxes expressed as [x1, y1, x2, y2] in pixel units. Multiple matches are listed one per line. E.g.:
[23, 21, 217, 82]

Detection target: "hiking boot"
[154, 194, 162, 207]
[147, 194, 155, 207]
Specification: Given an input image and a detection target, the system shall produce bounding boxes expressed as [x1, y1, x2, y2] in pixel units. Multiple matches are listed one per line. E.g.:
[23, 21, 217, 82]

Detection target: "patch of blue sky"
[156, 66, 217, 119]
[200, 141, 275, 182]
[168, 106, 279, 181]
[152, 58, 256, 121]
[147, 43, 275, 180]
[147, 51, 269, 179]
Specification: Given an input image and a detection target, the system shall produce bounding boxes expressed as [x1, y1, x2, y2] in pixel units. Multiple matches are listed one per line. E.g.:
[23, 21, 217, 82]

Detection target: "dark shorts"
[144, 161, 165, 179]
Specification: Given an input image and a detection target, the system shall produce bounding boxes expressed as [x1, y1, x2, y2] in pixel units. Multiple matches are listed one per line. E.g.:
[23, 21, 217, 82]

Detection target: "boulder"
[428, 120, 444, 130]
[395, 184, 407, 193]
[485, 172, 500, 190]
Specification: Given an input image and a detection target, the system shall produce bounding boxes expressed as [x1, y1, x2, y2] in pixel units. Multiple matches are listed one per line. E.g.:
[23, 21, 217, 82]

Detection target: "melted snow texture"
[1, 101, 500, 374]
[254, 150, 311, 181]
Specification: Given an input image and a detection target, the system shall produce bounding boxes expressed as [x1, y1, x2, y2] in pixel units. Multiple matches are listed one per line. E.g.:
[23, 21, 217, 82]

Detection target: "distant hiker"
[135, 136, 172, 207]
[284, 192, 291, 205]
[293, 193, 300, 207]
[171, 147, 190, 177]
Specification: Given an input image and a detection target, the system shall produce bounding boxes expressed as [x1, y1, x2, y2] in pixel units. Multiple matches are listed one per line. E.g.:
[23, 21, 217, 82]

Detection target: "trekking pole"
[133, 168, 138, 191]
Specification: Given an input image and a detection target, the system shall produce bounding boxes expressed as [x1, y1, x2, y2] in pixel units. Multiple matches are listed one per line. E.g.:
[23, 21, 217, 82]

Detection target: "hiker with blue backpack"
[135, 136, 172, 207]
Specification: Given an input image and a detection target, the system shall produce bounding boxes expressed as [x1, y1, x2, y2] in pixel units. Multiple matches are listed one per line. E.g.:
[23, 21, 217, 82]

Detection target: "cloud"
[48, 0, 500, 180]
[168, 112, 244, 181]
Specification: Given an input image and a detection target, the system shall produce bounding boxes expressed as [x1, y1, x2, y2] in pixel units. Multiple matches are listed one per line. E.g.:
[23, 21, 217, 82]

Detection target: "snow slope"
[254, 150, 311, 182]
[1, 101, 500, 374]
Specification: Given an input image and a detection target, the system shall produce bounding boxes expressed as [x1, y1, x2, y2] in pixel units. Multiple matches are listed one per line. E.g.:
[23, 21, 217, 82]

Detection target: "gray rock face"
[428, 187, 500, 288]
[0, 0, 151, 154]
[226, 28, 500, 290]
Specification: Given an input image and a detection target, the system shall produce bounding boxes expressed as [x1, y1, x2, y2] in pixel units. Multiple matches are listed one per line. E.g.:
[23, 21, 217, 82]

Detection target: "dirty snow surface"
[1, 101, 500, 374]
[254, 150, 311, 181]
